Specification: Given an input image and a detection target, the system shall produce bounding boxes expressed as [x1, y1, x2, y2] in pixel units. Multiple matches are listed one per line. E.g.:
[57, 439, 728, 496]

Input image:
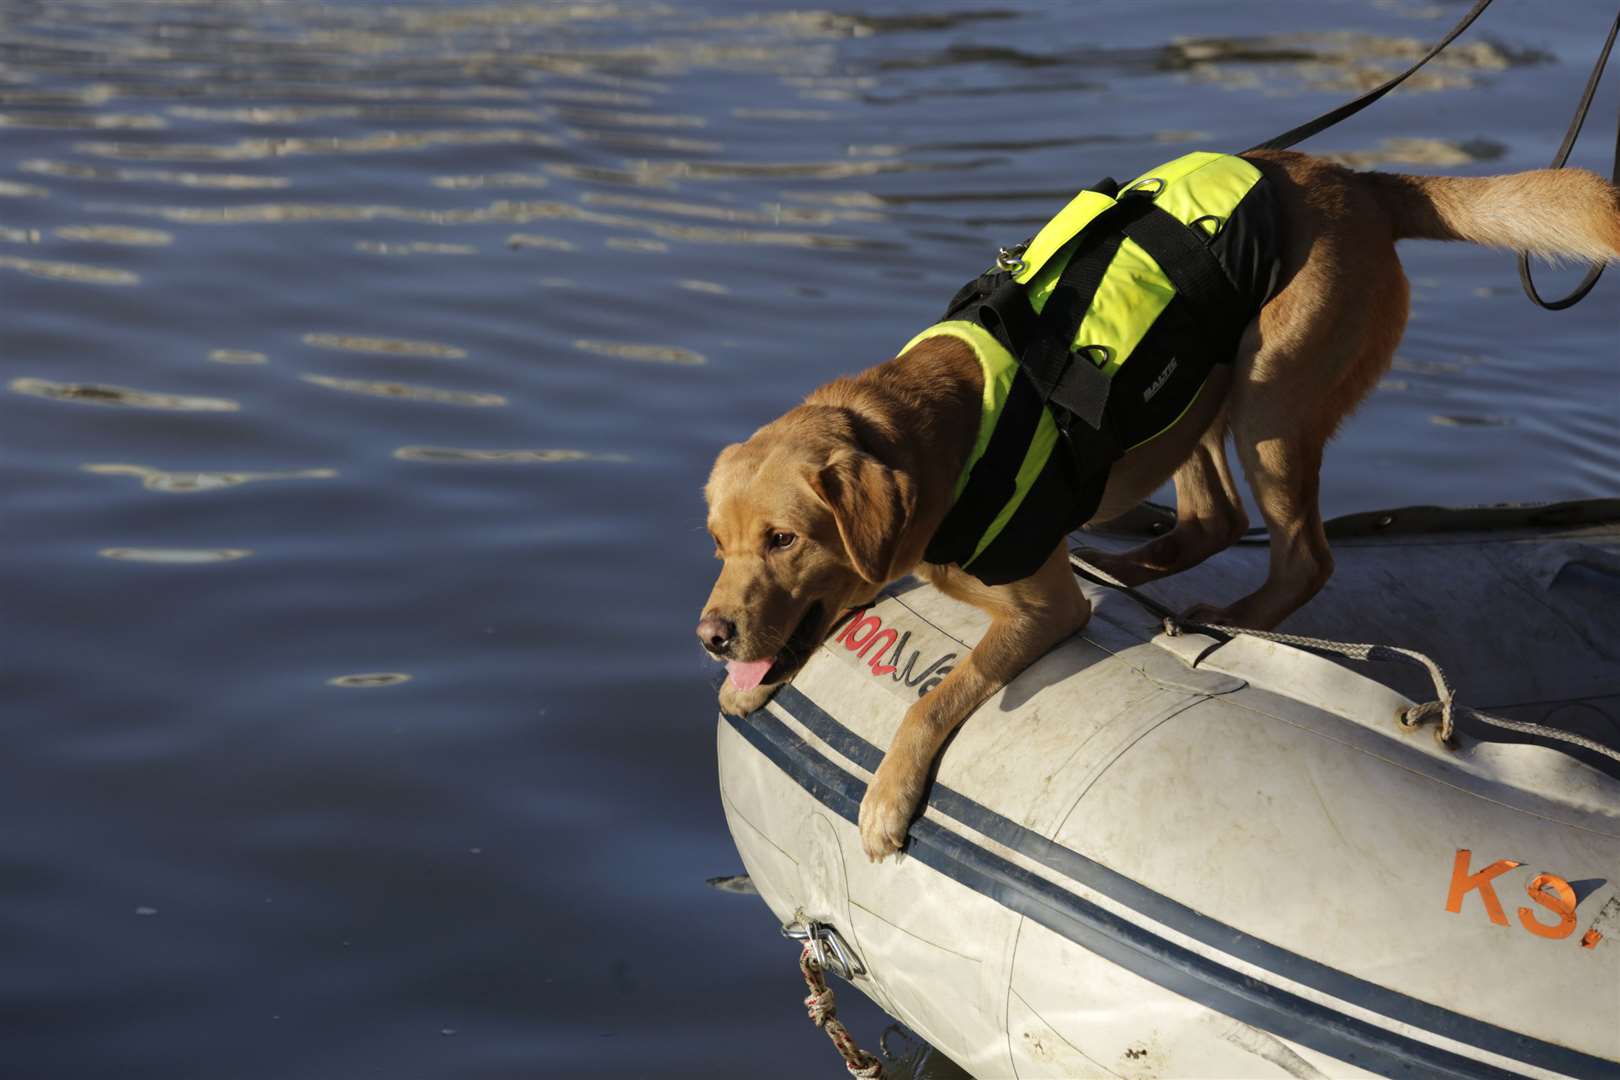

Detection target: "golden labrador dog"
[699, 150, 1620, 861]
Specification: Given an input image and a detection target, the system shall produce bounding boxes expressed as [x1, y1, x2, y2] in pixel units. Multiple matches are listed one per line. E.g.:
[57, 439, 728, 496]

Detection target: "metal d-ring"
[782, 917, 865, 980]
[1126, 176, 1165, 198]
[1191, 213, 1224, 238]
[996, 241, 1028, 274]
[1076, 344, 1111, 368]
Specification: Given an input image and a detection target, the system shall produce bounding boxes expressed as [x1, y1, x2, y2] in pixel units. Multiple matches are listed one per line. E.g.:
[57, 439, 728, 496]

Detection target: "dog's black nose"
[697, 615, 736, 655]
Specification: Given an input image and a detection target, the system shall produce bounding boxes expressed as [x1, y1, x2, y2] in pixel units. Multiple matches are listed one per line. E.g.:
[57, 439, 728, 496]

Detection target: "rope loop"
[1070, 554, 1620, 770]
[1402, 699, 1457, 747]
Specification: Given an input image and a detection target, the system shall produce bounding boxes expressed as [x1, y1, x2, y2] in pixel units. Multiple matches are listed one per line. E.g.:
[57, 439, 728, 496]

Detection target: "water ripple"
[328, 672, 412, 688]
[1166, 32, 1544, 94]
[605, 237, 668, 253]
[431, 172, 549, 190]
[0, 255, 139, 285]
[554, 107, 706, 129]
[76, 128, 561, 162]
[0, 110, 166, 130]
[23, 159, 291, 189]
[354, 241, 478, 256]
[56, 225, 173, 246]
[99, 547, 252, 564]
[538, 87, 654, 107]
[1320, 137, 1507, 168]
[83, 463, 336, 492]
[507, 233, 577, 252]
[166, 105, 544, 125]
[301, 333, 466, 359]
[12, 378, 237, 410]
[96, 197, 879, 249]
[208, 349, 268, 365]
[393, 447, 630, 465]
[572, 340, 705, 366]
[301, 374, 504, 407]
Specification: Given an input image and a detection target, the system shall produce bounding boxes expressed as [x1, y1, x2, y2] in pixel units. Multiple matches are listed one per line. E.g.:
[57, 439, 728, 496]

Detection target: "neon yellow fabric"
[908, 152, 1266, 564]
[900, 321, 1059, 562]
[1011, 190, 1114, 285]
[1129, 151, 1262, 233]
[1021, 152, 1263, 375]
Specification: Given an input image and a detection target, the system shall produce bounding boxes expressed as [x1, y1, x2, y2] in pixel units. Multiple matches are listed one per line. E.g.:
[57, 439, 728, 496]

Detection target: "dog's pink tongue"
[726, 658, 775, 692]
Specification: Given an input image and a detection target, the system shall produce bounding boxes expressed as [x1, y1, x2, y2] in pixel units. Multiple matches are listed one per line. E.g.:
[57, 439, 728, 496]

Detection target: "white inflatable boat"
[717, 500, 1620, 1079]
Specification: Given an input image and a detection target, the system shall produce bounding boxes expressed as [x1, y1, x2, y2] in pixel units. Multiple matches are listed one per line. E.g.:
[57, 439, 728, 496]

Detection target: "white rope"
[1162, 616, 1460, 743]
[1071, 555, 1620, 766]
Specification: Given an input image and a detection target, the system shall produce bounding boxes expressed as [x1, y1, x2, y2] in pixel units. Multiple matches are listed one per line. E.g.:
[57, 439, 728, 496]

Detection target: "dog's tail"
[1364, 167, 1620, 264]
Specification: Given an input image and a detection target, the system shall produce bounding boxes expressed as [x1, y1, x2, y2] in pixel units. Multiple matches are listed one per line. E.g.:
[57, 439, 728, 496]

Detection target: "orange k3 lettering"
[1444, 848, 1600, 947]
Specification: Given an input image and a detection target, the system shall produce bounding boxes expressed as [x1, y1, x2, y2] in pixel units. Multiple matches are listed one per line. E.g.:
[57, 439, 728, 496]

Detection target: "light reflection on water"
[0, 0, 1613, 1076]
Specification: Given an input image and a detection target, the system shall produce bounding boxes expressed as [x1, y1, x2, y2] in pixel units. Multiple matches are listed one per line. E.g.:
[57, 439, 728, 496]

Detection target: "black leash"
[1243, 0, 1495, 154]
[1517, 7, 1620, 310]
[1245, 0, 1620, 311]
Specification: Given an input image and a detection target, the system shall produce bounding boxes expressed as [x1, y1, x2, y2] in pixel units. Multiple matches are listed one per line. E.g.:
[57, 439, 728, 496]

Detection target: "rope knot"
[804, 985, 835, 1027]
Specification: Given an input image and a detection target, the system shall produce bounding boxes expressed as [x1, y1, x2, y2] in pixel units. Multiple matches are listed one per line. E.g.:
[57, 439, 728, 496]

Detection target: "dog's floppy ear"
[810, 450, 917, 584]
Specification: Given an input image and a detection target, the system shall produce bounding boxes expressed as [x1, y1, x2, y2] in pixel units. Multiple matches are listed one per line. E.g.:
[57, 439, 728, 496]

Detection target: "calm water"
[0, 0, 1614, 1076]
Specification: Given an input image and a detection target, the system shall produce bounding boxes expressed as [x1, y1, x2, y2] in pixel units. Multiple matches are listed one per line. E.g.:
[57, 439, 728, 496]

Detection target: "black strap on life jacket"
[928, 184, 1248, 570]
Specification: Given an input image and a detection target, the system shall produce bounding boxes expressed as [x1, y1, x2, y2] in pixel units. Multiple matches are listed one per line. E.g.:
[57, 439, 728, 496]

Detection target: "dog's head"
[697, 404, 917, 694]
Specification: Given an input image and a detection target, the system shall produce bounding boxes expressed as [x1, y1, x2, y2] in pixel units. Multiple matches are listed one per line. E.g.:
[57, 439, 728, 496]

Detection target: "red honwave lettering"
[1444, 849, 1522, 926]
[838, 612, 883, 652]
[1518, 873, 1578, 940]
[865, 629, 898, 675]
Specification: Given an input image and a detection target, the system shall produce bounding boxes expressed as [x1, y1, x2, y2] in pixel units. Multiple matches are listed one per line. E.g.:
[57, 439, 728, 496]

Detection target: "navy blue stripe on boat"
[755, 685, 1620, 1080]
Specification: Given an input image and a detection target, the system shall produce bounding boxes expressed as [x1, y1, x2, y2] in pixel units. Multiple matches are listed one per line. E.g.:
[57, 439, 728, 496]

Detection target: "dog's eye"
[769, 530, 796, 551]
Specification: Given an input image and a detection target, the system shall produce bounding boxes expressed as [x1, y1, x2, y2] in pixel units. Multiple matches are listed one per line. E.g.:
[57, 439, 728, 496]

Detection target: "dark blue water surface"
[0, 0, 1614, 1076]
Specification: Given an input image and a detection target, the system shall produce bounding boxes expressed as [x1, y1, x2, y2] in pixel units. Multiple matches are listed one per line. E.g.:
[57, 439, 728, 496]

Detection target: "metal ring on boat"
[782, 917, 864, 980]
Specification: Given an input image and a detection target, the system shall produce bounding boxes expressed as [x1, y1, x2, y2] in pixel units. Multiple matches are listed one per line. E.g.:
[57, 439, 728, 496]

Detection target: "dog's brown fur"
[701, 151, 1620, 860]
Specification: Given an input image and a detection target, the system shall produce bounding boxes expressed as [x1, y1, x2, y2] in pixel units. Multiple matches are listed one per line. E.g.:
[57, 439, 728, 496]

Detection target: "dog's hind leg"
[1189, 407, 1333, 631]
[1183, 153, 1414, 630]
[1076, 414, 1248, 586]
[1189, 271, 1406, 630]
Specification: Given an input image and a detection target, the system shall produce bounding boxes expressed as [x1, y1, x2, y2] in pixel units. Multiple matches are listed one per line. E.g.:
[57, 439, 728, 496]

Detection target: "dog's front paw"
[858, 764, 923, 862]
[718, 679, 776, 716]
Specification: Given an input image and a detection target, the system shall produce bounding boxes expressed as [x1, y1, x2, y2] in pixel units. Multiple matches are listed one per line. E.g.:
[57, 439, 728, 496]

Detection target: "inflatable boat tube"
[717, 500, 1620, 1079]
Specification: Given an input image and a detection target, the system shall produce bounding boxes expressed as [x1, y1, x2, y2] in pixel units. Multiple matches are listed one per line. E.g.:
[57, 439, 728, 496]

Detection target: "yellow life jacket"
[914, 151, 1282, 585]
